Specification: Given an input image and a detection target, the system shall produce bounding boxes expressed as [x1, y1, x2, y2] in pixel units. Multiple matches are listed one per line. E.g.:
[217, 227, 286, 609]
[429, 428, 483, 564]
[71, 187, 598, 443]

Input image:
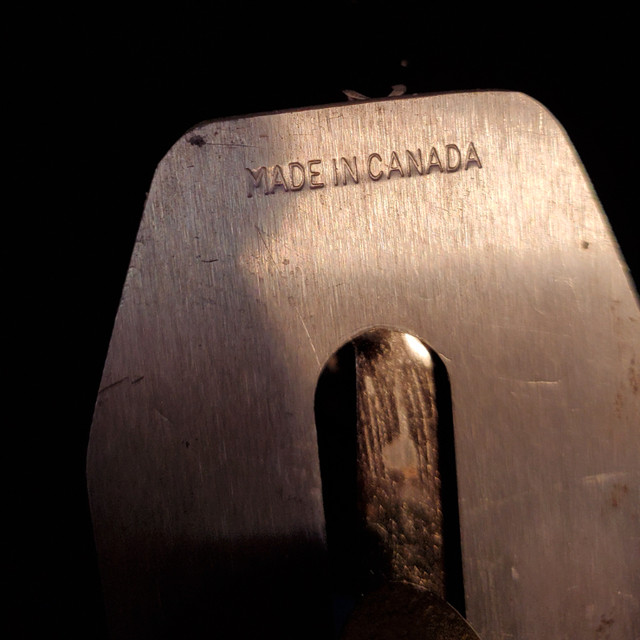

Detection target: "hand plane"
[87, 91, 639, 639]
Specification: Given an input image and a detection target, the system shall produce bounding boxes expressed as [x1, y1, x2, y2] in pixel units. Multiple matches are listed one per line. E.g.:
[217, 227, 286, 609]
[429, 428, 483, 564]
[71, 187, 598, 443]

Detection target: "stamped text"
[245, 143, 481, 197]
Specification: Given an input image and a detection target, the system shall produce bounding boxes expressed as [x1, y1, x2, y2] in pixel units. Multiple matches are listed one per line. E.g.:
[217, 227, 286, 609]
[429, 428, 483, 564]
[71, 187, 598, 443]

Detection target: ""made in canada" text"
[245, 142, 482, 197]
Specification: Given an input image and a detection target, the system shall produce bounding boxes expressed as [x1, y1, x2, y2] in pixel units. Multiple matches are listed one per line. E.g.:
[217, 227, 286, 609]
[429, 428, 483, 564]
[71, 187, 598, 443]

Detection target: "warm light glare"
[402, 333, 432, 366]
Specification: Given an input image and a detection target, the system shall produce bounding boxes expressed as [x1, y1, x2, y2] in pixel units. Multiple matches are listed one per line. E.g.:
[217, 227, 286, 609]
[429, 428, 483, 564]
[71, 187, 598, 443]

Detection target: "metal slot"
[315, 329, 465, 636]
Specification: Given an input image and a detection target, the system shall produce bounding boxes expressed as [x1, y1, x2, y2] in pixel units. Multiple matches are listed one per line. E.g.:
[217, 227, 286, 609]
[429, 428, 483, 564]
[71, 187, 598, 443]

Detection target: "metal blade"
[88, 92, 640, 639]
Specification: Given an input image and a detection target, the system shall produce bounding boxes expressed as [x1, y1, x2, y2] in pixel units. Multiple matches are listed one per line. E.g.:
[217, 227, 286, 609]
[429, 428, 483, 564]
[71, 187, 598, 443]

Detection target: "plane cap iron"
[87, 92, 639, 639]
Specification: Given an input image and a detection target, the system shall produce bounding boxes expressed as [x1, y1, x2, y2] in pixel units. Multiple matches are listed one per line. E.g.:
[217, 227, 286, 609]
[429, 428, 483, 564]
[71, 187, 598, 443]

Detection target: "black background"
[10, 6, 638, 638]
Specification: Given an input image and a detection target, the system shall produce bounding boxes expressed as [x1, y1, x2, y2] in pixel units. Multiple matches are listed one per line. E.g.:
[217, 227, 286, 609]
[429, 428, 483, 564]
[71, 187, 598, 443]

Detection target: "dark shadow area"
[341, 582, 479, 640]
[95, 534, 331, 640]
[314, 342, 360, 636]
[431, 347, 465, 616]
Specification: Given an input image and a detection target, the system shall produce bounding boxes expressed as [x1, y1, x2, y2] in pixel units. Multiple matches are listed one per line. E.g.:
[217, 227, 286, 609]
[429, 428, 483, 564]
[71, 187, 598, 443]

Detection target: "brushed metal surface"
[87, 92, 640, 639]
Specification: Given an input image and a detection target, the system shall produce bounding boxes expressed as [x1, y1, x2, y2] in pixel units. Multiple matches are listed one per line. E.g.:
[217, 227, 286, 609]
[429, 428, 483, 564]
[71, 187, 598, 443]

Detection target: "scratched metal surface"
[88, 92, 640, 639]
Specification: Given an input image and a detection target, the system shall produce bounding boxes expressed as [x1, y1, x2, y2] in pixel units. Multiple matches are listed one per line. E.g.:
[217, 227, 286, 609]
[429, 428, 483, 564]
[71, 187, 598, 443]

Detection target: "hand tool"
[87, 91, 639, 639]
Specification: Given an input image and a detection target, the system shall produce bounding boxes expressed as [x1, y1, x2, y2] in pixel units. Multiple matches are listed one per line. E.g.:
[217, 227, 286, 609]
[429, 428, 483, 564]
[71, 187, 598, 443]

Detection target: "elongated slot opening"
[314, 329, 464, 633]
